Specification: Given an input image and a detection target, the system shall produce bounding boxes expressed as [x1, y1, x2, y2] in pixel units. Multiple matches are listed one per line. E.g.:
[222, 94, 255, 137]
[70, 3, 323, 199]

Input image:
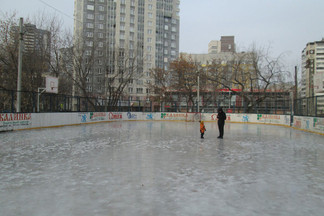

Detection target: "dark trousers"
[218, 122, 224, 138]
[201, 132, 204, 138]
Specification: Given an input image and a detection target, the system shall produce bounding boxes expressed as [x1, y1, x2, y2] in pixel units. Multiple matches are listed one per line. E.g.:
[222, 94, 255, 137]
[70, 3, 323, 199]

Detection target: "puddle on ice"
[0, 121, 323, 216]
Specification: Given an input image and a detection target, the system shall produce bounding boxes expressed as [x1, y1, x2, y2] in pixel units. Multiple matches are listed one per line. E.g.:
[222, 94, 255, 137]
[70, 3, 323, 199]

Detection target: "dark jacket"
[217, 110, 226, 124]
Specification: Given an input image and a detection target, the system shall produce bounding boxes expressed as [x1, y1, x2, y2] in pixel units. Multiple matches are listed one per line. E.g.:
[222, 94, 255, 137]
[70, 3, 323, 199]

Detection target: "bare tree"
[147, 67, 171, 103]
[207, 46, 289, 112]
[103, 47, 144, 110]
[0, 12, 58, 112]
[0, 12, 20, 91]
[168, 54, 199, 112]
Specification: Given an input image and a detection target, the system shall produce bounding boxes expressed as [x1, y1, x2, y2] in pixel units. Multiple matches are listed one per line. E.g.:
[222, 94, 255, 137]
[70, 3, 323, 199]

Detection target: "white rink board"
[293, 116, 324, 134]
[0, 112, 323, 134]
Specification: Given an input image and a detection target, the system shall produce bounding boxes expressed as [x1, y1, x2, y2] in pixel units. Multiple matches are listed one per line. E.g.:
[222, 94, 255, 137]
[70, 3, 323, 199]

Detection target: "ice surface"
[0, 121, 323, 216]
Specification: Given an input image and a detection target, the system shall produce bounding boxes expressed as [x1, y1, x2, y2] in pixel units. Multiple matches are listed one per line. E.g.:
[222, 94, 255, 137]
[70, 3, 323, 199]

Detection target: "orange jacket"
[200, 121, 206, 133]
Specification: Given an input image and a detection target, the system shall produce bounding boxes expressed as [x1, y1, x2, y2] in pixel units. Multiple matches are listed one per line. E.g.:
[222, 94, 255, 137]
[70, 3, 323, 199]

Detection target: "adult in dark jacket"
[217, 107, 226, 139]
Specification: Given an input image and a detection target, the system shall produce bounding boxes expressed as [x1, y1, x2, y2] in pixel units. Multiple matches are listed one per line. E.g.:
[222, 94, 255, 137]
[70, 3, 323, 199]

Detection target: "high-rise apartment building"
[12, 23, 51, 57]
[220, 36, 235, 53]
[301, 38, 324, 98]
[74, 0, 180, 100]
[208, 40, 221, 54]
[207, 36, 235, 54]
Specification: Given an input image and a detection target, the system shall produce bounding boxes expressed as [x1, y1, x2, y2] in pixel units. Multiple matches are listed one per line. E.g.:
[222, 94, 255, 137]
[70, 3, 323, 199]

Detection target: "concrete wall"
[0, 112, 323, 135]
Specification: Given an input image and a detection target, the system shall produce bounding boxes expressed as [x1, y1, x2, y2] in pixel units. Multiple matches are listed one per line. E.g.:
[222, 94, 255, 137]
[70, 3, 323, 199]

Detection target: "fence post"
[64, 95, 67, 111]
[32, 92, 36, 113]
[49, 94, 52, 112]
[315, 96, 318, 117]
[11, 90, 15, 113]
[307, 97, 309, 116]
[77, 97, 80, 112]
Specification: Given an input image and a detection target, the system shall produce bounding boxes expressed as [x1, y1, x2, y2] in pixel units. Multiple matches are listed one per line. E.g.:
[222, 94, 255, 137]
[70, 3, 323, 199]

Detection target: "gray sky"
[1, 0, 324, 74]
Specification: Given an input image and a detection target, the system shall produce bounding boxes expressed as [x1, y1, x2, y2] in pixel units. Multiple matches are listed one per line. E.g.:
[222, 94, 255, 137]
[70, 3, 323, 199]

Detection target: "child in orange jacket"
[200, 121, 206, 139]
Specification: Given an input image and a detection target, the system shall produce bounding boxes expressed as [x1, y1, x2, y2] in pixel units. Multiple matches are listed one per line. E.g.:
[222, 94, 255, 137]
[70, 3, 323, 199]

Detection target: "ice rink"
[1, 121, 323, 216]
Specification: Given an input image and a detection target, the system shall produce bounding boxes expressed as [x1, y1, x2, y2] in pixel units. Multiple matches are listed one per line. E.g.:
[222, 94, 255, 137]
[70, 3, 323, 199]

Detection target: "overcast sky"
[1, 0, 324, 74]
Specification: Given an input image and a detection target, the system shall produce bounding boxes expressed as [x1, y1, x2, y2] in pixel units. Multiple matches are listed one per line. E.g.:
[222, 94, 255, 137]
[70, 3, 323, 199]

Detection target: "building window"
[120, 15, 125, 22]
[130, 32, 135, 40]
[98, 33, 104, 38]
[130, 17, 135, 24]
[136, 80, 143, 85]
[136, 88, 143, 94]
[130, 25, 134, 32]
[147, 29, 152, 34]
[172, 26, 176, 32]
[129, 88, 133, 93]
[148, 12, 153, 18]
[120, 6, 126, 13]
[99, 14, 105, 20]
[120, 32, 125, 39]
[148, 4, 153, 10]
[99, 6, 105, 11]
[99, 42, 103, 47]
[164, 25, 169, 30]
[98, 23, 104, 29]
[147, 37, 152, 43]
[130, 8, 135, 15]
[87, 23, 94, 28]
[87, 14, 94, 19]
[86, 41, 93, 47]
[120, 23, 125, 30]
[87, 5, 94, 10]
[86, 32, 93, 37]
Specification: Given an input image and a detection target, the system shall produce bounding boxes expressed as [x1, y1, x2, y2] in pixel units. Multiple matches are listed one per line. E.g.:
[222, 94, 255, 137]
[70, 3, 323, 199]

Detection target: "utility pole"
[295, 66, 298, 100]
[197, 74, 200, 113]
[16, 17, 24, 113]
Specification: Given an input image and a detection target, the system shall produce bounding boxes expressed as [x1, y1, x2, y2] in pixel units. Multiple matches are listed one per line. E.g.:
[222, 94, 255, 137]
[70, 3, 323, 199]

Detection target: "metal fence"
[294, 96, 324, 117]
[1, 88, 323, 117]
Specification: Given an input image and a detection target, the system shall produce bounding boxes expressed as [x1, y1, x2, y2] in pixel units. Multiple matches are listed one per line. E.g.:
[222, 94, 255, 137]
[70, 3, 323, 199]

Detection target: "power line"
[37, 0, 82, 24]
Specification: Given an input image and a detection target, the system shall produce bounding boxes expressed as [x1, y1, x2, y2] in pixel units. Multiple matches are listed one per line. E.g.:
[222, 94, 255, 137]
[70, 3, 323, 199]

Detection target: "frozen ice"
[0, 121, 324, 216]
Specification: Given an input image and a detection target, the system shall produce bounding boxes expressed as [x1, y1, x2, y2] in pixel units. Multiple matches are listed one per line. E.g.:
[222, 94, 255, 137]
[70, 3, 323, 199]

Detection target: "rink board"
[0, 112, 323, 135]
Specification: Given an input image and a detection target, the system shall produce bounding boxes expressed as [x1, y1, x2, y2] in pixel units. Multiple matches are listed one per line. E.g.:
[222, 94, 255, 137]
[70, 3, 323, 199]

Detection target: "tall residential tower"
[301, 38, 324, 98]
[74, 0, 180, 100]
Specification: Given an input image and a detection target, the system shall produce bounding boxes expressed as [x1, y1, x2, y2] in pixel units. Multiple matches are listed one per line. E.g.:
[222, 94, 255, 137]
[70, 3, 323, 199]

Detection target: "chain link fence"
[1, 88, 323, 117]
